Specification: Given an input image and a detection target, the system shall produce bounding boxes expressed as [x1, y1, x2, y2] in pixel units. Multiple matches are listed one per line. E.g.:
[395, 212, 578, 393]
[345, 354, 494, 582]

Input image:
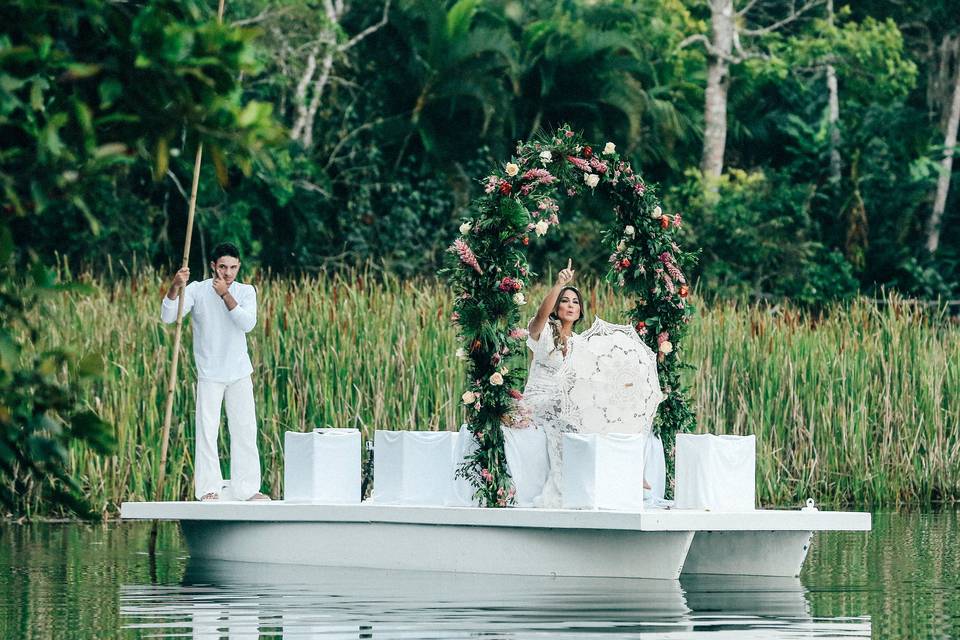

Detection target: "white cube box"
[675, 433, 756, 511]
[283, 428, 361, 503]
[371, 430, 459, 505]
[562, 433, 646, 511]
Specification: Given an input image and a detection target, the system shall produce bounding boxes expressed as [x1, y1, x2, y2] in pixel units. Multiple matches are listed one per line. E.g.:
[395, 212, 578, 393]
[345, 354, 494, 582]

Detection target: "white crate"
[675, 433, 756, 511]
[283, 429, 361, 503]
[562, 433, 646, 511]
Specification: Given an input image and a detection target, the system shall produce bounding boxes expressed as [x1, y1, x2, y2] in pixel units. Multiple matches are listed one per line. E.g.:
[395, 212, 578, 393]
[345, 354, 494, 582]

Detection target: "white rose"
[616, 240, 626, 252]
[489, 372, 504, 386]
[603, 142, 616, 155]
[535, 220, 550, 237]
[455, 347, 468, 360]
[505, 162, 519, 177]
[459, 222, 472, 234]
[462, 391, 477, 404]
[659, 341, 674, 354]
[539, 150, 553, 163]
[499, 366, 509, 375]
[624, 225, 635, 237]
[651, 205, 662, 219]
[513, 292, 526, 305]
[584, 173, 600, 189]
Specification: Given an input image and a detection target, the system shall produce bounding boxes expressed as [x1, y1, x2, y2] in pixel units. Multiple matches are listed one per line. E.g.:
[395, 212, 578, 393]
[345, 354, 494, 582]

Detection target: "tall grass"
[21, 271, 960, 515]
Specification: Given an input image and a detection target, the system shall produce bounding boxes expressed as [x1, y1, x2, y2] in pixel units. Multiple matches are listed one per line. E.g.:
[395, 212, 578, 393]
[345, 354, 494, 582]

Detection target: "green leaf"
[98, 79, 122, 109]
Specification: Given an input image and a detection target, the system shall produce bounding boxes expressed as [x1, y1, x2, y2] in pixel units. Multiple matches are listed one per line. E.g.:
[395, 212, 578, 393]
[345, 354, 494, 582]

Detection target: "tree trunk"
[826, 0, 841, 184]
[701, 0, 734, 181]
[926, 39, 960, 254]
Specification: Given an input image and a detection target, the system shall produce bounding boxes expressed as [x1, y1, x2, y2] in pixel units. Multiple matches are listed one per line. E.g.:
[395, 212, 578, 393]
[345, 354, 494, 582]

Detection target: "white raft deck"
[121, 501, 870, 580]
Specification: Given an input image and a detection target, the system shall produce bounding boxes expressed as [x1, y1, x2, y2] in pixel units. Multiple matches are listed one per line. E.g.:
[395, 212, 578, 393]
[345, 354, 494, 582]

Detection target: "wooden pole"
[151, 0, 226, 555]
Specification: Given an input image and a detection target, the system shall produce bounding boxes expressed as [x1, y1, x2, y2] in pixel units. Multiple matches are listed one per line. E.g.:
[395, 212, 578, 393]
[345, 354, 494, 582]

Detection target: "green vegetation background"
[1, 0, 958, 516]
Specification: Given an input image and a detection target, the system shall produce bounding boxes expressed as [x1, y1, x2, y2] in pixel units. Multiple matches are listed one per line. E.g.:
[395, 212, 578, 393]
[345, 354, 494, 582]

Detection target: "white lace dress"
[523, 321, 579, 508]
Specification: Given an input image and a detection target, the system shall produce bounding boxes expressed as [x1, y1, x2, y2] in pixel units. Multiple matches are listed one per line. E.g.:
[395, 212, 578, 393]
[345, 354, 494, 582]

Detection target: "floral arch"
[445, 125, 697, 507]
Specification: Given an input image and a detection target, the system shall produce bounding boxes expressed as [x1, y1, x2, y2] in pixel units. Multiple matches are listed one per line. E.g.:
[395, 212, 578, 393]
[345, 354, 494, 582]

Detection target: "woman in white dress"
[524, 260, 584, 508]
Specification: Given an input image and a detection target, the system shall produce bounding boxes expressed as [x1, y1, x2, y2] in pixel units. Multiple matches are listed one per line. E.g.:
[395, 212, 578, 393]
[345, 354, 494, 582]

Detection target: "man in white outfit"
[161, 243, 269, 501]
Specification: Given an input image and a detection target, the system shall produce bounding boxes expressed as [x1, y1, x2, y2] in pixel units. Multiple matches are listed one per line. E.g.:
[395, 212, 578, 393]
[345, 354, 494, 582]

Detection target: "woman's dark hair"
[548, 286, 585, 352]
[210, 242, 241, 263]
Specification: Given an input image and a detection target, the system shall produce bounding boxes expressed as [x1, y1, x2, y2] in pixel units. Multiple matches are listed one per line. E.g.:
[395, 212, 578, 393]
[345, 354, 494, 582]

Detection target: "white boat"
[120, 501, 870, 580]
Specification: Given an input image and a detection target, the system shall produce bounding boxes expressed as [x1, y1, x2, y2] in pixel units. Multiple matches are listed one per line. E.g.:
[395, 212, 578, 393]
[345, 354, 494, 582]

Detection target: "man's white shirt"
[161, 278, 257, 383]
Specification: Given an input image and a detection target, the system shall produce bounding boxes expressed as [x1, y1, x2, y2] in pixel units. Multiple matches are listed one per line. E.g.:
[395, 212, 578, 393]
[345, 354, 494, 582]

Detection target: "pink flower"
[484, 175, 498, 194]
[633, 182, 646, 195]
[538, 198, 559, 213]
[673, 214, 682, 228]
[659, 252, 687, 284]
[566, 188, 577, 196]
[521, 168, 556, 185]
[481, 468, 494, 483]
[452, 239, 483, 274]
[656, 267, 676, 294]
[508, 388, 523, 400]
[589, 157, 608, 174]
[451, 311, 460, 322]
[657, 331, 670, 346]
[508, 327, 529, 339]
[565, 130, 575, 138]
[567, 156, 592, 172]
[497, 487, 505, 497]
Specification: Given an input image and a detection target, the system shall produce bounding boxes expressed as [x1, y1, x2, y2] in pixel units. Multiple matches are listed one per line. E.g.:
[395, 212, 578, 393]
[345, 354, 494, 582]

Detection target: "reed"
[20, 270, 960, 515]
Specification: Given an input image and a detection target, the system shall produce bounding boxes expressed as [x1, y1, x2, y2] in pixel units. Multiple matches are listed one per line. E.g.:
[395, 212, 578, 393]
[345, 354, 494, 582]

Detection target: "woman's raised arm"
[528, 259, 575, 340]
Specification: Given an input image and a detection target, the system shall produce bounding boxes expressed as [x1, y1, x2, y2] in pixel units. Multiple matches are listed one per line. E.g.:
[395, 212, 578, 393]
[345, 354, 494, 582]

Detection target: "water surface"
[1, 512, 958, 638]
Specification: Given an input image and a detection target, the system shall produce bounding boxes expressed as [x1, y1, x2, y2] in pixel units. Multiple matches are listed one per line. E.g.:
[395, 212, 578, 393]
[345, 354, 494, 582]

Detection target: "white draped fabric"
[562, 433, 646, 511]
[501, 425, 549, 507]
[644, 433, 666, 502]
[283, 428, 361, 503]
[675, 433, 756, 511]
[371, 430, 459, 505]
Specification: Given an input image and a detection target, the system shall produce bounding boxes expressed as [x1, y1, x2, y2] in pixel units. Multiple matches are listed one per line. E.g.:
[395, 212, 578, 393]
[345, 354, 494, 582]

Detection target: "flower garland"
[445, 125, 697, 508]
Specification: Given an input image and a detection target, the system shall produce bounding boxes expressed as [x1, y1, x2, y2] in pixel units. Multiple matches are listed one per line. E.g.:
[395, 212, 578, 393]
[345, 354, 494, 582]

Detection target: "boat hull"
[122, 501, 870, 580]
[181, 519, 696, 580]
[682, 530, 814, 577]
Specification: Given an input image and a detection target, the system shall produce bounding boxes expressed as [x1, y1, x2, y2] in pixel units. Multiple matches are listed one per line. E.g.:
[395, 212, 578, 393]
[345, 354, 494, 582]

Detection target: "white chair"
[674, 433, 756, 511]
[371, 430, 459, 505]
[562, 433, 646, 511]
[283, 428, 361, 503]
[501, 426, 549, 507]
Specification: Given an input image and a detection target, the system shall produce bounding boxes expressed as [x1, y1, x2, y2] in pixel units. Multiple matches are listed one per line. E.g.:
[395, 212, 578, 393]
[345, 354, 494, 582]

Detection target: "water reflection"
[119, 559, 870, 638]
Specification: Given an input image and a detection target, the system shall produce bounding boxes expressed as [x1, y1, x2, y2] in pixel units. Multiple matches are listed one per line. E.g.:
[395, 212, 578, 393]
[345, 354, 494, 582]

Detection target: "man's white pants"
[195, 376, 261, 500]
